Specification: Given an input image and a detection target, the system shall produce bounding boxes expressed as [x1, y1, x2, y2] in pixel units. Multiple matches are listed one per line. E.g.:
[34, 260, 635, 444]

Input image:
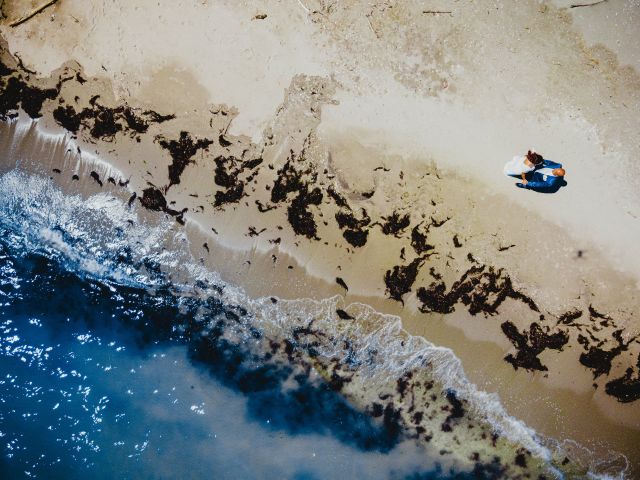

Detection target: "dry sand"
[1, 0, 639, 475]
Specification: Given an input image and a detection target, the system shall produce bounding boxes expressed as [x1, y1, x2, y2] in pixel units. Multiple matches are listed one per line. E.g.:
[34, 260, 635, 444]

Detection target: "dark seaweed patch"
[336, 309, 353, 320]
[327, 186, 349, 208]
[417, 265, 539, 316]
[157, 131, 213, 187]
[0, 74, 58, 120]
[605, 354, 640, 403]
[89, 171, 103, 187]
[143, 110, 175, 123]
[269, 156, 324, 239]
[379, 211, 410, 237]
[90, 105, 123, 139]
[501, 321, 569, 371]
[0, 60, 14, 78]
[384, 257, 424, 304]
[20, 84, 58, 118]
[557, 309, 582, 325]
[336, 277, 349, 291]
[335, 209, 371, 248]
[122, 107, 152, 133]
[416, 281, 452, 314]
[271, 159, 307, 203]
[212, 155, 261, 207]
[139, 187, 167, 211]
[218, 134, 232, 147]
[411, 223, 435, 255]
[343, 229, 369, 247]
[287, 187, 323, 239]
[51, 100, 174, 139]
[0, 76, 25, 119]
[52, 105, 82, 133]
[579, 329, 632, 378]
[441, 389, 465, 432]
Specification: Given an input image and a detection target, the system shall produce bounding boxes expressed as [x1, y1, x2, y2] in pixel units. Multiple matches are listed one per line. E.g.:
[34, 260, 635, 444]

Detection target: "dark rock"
[90, 171, 103, 187]
[336, 309, 353, 320]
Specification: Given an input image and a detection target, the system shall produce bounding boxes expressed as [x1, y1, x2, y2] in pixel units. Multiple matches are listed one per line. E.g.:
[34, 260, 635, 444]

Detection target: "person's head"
[526, 150, 543, 166]
[552, 168, 565, 177]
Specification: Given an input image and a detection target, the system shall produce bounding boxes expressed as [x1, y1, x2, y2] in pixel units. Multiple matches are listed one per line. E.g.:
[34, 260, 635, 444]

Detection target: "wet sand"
[1, 0, 640, 476]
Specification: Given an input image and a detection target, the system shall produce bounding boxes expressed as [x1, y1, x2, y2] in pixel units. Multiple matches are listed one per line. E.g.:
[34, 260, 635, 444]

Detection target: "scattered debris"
[10, 0, 59, 28]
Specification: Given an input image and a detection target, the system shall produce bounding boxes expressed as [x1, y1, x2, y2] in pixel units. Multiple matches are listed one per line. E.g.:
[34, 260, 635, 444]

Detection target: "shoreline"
[1, 111, 638, 474]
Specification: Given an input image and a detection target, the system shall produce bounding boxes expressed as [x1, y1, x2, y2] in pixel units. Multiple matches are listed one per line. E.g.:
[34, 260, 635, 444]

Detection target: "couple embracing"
[503, 150, 566, 193]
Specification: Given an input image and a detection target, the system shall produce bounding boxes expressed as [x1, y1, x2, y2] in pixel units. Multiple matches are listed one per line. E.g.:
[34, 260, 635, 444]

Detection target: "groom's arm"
[518, 176, 561, 191]
[542, 160, 562, 169]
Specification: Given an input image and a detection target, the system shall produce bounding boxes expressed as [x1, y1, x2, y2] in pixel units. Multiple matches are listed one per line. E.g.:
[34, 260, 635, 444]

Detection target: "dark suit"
[516, 160, 566, 193]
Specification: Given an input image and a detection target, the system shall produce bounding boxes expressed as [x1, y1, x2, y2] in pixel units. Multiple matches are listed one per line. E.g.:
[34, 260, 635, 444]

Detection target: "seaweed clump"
[605, 353, 640, 403]
[0, 72, 57, 120]
[379, 211, 411, 237]
[501, 321, 569, 371]
[335, 209, 371, 248]
[139, 187, 187, 224]
[384, 257, 425, 304]
[157, 131, 213, 187]
[213, 155, 263, 207]
[416, 265, 539, 316]
[578, 329, 633, 378]
[270, 157, 323, 239]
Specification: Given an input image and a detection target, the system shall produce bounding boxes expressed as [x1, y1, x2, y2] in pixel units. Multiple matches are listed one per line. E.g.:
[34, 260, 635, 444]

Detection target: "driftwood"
[570, 0, 608, 7]
[423, 10, 452, 15]
[10, 0, 59, 27]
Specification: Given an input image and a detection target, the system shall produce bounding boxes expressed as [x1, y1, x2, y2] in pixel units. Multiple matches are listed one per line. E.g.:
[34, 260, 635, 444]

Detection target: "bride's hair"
[526, 150, 543, 165]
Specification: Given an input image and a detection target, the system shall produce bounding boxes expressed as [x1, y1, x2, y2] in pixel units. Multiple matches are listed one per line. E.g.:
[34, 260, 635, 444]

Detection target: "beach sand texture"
[1, 0, 639, 476]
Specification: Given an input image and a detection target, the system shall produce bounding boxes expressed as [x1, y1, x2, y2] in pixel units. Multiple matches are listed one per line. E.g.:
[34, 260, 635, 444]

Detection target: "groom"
[516, 160, 566, 193]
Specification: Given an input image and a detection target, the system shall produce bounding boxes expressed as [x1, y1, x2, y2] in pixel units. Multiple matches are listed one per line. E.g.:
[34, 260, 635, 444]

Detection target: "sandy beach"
[1, 0, 639, 477]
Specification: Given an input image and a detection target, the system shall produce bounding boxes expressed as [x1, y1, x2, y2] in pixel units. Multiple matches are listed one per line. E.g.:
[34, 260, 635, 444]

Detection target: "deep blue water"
[0, 174, 450, 479]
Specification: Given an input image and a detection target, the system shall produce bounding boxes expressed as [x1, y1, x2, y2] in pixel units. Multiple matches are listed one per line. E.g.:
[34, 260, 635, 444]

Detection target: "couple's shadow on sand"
[508, 175, 568, 194]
